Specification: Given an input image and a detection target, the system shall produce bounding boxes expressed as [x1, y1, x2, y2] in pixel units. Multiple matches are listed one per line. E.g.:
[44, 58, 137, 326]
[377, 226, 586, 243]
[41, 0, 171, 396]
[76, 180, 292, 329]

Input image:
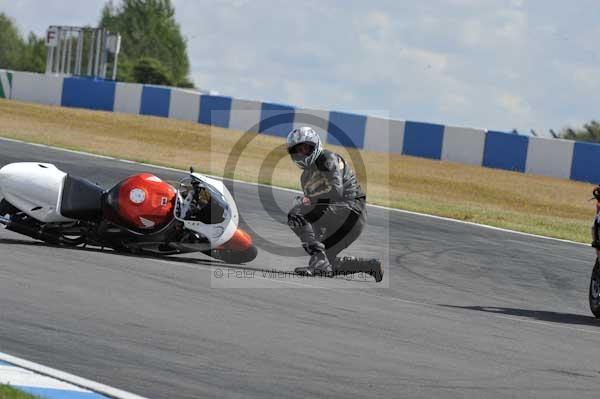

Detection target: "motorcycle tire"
[0, 198, 19, 215]
[204, 245, 258, 264]
[57, 234, 86, 247]
[589, 258, 600, 318]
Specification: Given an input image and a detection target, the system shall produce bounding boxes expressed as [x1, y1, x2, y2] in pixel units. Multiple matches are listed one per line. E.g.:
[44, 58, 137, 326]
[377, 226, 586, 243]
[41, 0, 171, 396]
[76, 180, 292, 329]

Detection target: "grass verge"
[0, 98, 595, 244]
[0, 385, 41, 399]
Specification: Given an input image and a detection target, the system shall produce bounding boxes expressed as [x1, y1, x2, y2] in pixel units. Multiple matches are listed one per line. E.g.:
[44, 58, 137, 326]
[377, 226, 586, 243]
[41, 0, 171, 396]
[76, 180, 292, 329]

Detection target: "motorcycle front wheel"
[203, 245, 258, 264]
[589, 258, 600, 318]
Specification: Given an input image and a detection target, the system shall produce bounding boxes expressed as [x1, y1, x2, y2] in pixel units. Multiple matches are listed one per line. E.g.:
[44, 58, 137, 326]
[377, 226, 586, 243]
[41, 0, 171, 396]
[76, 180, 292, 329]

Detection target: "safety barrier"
[0, 70, 12, 99]
[1, 70, 599, 184]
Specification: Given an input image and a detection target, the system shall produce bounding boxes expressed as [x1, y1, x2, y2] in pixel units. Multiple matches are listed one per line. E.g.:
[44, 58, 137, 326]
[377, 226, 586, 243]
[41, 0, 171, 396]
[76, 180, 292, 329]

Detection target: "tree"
[131, 57, 173, 85]
[0, 13, 47, 73]
[0, 13, 25, 70]
[100, 0, 191, 87]
[560, 120, 600, 143]
[17, 33, 46, 73]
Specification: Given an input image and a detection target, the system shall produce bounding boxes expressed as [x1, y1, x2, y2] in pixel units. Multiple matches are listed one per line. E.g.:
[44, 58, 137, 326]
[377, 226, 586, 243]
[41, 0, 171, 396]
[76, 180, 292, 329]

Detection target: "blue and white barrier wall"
[1, 69, 599, 184]
[0, 70, 12, 99]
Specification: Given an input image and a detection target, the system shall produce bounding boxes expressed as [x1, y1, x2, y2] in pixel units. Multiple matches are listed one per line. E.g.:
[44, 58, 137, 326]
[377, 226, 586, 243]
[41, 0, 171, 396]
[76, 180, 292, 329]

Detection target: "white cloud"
[510, 0, 525, 8]
[1, 0, 600, 133]
[572, 66, 600, 89]
[458, 9, 527, 49]
[459, 19, 485, 48]
[498, 93, 533, 120]
[0, 0, 106, 36]
[363, 10, 393, 38]
[554, 61, 600, 93]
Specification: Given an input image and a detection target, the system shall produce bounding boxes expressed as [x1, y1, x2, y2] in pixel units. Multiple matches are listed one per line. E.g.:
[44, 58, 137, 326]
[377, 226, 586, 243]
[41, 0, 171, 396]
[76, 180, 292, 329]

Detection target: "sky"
[1, 0, 600, 136]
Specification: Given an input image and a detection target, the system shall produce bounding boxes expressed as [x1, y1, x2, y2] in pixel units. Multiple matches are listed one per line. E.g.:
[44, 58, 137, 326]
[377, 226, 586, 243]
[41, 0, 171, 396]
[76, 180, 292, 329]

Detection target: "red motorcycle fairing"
[104, 173, 176, 230]
[219, 228, 253, 251]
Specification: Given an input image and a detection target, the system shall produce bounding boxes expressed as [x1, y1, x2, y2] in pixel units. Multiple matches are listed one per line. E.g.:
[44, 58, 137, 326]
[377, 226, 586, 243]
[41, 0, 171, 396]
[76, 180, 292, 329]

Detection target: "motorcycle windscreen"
[177, 182, 228, 225]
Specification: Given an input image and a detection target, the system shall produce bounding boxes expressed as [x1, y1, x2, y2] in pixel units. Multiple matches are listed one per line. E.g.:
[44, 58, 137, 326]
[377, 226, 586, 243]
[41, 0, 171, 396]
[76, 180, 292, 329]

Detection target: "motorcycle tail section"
[0, 162, 74, 223]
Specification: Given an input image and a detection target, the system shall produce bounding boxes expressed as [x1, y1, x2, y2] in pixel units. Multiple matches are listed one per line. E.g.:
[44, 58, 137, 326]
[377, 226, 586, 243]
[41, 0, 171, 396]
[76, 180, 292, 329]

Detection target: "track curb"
[0, 352, 149, 399]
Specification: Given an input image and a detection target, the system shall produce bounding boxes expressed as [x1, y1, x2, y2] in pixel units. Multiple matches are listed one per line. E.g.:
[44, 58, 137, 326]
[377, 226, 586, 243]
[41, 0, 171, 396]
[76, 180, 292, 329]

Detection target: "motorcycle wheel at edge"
[588, 257, 600, 318]
[0, 198, 18, 216]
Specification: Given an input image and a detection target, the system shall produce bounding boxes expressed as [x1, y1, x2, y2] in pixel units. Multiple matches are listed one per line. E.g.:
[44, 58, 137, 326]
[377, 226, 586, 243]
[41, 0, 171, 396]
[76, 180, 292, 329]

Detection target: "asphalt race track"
[1, 138, 599, 399]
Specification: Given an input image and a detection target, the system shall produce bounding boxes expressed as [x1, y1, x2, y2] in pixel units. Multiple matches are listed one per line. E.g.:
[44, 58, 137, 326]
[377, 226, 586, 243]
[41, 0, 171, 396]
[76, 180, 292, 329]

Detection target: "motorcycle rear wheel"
[0, 199, 85, 247]
[0, 198, 19, 216]
[57, 234, 86, 246]
[589, 258, 600, 318]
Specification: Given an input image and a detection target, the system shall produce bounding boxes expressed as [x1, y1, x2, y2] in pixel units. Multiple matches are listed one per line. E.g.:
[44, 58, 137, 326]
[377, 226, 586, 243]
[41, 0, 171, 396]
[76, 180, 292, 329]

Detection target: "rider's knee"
[288, 206, 306, 230]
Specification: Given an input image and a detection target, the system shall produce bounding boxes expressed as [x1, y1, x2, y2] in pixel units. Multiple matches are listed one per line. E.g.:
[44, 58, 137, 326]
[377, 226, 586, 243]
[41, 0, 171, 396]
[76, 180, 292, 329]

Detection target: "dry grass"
[0, 98, 595, 243]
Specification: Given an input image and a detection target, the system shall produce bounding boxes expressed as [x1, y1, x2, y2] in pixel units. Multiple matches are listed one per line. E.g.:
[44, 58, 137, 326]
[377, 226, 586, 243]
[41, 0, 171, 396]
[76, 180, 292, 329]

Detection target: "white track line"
[0, 351, 149, 399]
[0, 136, 589, 247]
[0, 365, 91, 392]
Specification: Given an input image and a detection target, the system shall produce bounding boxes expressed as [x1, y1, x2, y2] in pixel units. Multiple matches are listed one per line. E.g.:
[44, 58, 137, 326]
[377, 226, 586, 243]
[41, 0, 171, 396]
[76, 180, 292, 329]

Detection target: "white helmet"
[286, 127, 323, 169]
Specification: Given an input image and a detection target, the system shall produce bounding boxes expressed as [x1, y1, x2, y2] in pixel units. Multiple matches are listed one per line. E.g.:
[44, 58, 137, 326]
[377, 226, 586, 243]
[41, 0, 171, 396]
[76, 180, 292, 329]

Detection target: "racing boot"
[333, 256, 384, 282]
[294, 243, 334, 278]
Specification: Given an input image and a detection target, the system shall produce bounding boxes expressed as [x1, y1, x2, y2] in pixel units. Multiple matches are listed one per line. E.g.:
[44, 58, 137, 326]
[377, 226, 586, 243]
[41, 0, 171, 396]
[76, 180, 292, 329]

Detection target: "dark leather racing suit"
[287, 149, 367, 265]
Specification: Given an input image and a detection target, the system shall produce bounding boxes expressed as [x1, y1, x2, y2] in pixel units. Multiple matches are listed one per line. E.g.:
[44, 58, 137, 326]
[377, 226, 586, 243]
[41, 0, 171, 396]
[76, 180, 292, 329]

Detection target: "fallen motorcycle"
[0, 162, 257, 264]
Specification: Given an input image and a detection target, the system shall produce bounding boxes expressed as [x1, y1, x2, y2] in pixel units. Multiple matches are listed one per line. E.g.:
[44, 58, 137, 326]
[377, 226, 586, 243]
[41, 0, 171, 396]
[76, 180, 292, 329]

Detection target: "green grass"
[0, 385, 42, 399]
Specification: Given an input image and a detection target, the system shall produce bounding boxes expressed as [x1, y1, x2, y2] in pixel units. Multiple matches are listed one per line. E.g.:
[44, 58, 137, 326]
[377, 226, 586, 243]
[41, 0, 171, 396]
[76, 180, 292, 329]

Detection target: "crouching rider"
[286, 126, 383, 282]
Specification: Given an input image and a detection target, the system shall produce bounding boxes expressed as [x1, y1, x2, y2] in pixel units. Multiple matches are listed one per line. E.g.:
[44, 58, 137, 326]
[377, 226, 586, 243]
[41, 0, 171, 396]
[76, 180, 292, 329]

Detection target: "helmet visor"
[289, 142, 315, 163]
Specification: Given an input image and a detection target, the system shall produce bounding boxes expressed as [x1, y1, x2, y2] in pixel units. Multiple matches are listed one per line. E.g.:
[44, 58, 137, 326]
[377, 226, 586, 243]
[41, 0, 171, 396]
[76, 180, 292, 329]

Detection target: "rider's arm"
[312, 152, 345, 202]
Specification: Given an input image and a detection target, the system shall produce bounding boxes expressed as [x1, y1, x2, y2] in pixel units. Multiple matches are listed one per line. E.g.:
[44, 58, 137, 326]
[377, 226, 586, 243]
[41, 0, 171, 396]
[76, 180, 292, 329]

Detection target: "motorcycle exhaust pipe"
[3, 219, 60, 244]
